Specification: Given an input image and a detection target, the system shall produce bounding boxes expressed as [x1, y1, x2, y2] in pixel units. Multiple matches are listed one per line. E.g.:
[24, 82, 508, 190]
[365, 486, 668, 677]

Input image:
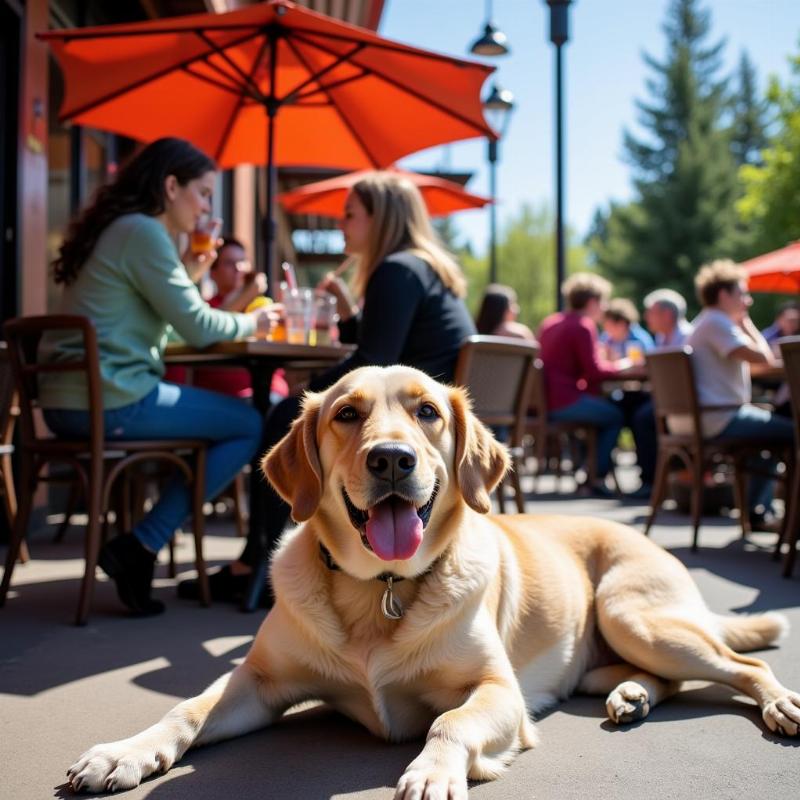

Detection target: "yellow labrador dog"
[68, 366, 799, 797]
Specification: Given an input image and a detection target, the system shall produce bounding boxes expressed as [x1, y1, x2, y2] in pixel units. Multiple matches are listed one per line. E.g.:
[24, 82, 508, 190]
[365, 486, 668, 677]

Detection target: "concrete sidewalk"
[2, 483, 798, 800]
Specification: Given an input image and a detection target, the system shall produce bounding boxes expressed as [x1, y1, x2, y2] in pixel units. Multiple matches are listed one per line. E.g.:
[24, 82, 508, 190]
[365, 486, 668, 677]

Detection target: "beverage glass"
[312, 292, 339, 346]
[284, 288, 315, 345]
[626, 342, 644, 364]
[190, 216, 221, 255]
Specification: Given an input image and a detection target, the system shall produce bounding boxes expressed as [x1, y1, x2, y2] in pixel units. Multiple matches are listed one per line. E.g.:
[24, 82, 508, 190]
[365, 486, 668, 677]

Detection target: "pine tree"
[729, 51, 769, 167]
[591, 0, 740, 311]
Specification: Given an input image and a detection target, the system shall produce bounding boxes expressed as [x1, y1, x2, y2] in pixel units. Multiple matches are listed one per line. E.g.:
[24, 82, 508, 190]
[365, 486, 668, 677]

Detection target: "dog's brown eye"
[334, 405, 359, 422]
[417, 403, 439, 421]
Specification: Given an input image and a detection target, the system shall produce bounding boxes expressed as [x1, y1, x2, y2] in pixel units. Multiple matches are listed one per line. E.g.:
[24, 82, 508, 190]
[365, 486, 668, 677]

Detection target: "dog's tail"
[717, 611, 790, 652]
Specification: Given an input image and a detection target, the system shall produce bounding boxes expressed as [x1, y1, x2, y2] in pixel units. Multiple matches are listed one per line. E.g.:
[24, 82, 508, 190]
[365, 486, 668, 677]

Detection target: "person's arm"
[728, 315, 777, 365]
[124, 220, 257, 347]
[309, 259, 427, 391]
[574, 322, 624, 382]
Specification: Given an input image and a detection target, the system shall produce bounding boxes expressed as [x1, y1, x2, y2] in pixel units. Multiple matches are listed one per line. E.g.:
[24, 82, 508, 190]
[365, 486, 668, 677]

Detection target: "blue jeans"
[44, 382, 263, 553]
[715, 404, 794, 514]
[549, 395, 625, 479]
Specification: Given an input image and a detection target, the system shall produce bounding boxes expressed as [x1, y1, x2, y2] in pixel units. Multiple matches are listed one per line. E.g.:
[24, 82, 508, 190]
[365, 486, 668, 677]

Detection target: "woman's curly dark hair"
[53, 137, 215, 285]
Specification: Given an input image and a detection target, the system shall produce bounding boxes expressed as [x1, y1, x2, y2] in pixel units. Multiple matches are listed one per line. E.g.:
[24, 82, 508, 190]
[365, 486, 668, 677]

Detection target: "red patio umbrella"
[39, 0, 496, 286]
[279, 167, 491, 218]
[743, 241, 800, 293]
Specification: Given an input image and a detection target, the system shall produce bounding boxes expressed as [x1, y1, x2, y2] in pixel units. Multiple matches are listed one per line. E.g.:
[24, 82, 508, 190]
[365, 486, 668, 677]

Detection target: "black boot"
[98, 534, 165, 616]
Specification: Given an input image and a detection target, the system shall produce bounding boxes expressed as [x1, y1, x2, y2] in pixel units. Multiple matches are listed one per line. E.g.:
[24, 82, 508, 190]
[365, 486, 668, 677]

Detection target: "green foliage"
[588, 0, 752, 315]
[730, 51, 769, 167]
[462, 204, 589, 330]
[738, 52, 800, 254]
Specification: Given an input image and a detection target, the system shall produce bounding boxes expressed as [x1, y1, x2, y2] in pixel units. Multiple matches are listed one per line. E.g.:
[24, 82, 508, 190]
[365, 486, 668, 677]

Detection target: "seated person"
[39, 137, 274, 616]
[601, 298, 654, 362]
[537, 273, 628, 497]
[669, 260, 794, 530]
[190, 238, 288, 401]
[761, 301, 800, 355]
[475, 284, 536, 341]
[643, 288, 694, 347]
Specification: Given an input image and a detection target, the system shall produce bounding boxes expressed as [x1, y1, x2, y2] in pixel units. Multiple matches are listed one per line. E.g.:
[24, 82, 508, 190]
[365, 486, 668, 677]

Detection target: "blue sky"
[379, 0, 800, 255]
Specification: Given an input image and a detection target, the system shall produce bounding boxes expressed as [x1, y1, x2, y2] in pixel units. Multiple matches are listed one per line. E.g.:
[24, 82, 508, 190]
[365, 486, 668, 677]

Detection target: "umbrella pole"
[263, 105, 278, 296]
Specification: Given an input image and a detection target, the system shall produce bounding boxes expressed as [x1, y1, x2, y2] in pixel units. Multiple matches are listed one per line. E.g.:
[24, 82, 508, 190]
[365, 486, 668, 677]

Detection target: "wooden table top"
[165, 338, 355, 365]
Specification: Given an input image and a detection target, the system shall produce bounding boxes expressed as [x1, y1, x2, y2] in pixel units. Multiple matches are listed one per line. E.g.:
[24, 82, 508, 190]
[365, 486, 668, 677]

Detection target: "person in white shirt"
[671, 260, 793, 529]
[643, 288, 694, 348]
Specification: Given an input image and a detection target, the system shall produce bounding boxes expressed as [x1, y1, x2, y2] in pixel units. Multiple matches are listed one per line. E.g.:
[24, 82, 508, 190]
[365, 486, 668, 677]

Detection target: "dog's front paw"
[762, 691, 800, 736]
[394, 758, 468, 800]
[606, 681, 650, 724]
[67, 740, 171, 793]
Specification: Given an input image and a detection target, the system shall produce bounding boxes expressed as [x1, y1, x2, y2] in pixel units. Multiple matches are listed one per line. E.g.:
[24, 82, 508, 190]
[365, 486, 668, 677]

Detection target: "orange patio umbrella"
[743, 241, 800, 293]
[39, 0, 496, 285]
[279, 167, 491, 218]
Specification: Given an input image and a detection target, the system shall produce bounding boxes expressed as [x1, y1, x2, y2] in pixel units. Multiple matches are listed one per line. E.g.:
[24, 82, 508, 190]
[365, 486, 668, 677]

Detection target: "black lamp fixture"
[545, 0, 572, 311]
[483, 82, 515, 284]
[469, 0, 510, 57]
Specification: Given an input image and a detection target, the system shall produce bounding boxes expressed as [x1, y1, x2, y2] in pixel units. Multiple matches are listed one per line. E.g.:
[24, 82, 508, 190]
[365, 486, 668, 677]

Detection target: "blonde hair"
[348, 172, 467, 299]
[694, 259, 745, 307]
[561, 272, 612, 310]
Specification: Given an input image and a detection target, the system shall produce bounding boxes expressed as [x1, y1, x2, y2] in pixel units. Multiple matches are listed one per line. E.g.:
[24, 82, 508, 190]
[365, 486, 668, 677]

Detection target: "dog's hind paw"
[606, 681, 651, 724]
[762, 691, 800, 736]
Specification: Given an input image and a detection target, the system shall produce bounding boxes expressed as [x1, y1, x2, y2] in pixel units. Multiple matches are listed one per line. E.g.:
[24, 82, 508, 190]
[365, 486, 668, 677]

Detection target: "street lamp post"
[483, 83, 514, 284]
[545, 0, 572, 310]
[469, 0, 510, 57]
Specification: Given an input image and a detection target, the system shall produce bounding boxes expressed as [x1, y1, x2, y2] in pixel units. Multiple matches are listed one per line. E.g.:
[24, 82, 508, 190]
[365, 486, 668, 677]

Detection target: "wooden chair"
[644, 347, 784, 551]
[0, 315, 210, 624]
[0, 351, 28, 564]
[453, 336, 538, 513]
[777, 337, 800, 577]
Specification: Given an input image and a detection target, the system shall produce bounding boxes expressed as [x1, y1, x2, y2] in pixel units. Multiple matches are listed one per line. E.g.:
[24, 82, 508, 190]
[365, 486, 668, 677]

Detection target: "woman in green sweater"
[41, 138, 274, 616]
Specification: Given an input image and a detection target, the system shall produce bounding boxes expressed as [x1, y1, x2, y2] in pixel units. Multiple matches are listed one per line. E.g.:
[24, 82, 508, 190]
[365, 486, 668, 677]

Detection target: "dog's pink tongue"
[365, 497, 423, 561]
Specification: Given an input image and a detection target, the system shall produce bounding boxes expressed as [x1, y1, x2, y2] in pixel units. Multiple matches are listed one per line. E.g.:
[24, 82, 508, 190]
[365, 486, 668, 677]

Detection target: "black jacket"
[310, 250, 476, 391]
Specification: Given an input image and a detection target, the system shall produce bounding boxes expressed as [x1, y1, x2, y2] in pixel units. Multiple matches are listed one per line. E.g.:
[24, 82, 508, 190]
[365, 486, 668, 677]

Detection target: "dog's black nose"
[367, 443, 417, 483]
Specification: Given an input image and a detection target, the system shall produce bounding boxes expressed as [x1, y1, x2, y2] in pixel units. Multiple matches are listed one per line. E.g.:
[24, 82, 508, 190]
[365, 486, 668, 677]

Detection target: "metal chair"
[0, 315, 210, 624]
[777, 337, 800, 577]
[453, 335, 538, 513]
[644, 347, 784, 551]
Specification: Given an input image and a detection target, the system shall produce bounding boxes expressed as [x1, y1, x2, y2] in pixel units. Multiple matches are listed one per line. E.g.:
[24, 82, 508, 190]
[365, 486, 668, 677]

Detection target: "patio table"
[165, 338, 354, 610]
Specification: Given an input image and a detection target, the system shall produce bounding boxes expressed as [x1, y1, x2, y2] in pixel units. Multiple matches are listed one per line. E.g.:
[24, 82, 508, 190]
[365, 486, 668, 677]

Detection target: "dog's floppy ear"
[262, 392, 323, 522]
[449, 386, 510, 513]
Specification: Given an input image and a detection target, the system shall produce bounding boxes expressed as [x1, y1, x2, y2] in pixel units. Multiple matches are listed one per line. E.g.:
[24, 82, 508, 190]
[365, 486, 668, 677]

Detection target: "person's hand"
[249, 303, 282, 336]
[317, 272, 357, 320]
[240, 272, 268, 306]
[182, 239, 219, 283]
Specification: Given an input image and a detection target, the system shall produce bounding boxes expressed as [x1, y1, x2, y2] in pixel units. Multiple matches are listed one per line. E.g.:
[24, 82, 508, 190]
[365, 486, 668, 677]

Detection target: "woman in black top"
[178, 172, 476, 605]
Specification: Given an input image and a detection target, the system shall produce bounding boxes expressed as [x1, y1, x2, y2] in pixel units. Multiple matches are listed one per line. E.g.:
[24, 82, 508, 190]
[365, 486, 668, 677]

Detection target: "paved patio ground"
[2, 468, 799, 800]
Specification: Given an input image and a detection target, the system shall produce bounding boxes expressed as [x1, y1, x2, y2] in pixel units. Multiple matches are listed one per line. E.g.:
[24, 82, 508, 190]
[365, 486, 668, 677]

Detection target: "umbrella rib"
[291, 72, 368, 103]
[212, 32, 273, 164]
[181, 65, 260, 102]
[268, 23, 493, 72]
[284, 36, 382, 167]
[197, 30, 268, 105]
[291, 32, 494, 139]
[276, 42, 365, 104]
[57, 27, 265, 122]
